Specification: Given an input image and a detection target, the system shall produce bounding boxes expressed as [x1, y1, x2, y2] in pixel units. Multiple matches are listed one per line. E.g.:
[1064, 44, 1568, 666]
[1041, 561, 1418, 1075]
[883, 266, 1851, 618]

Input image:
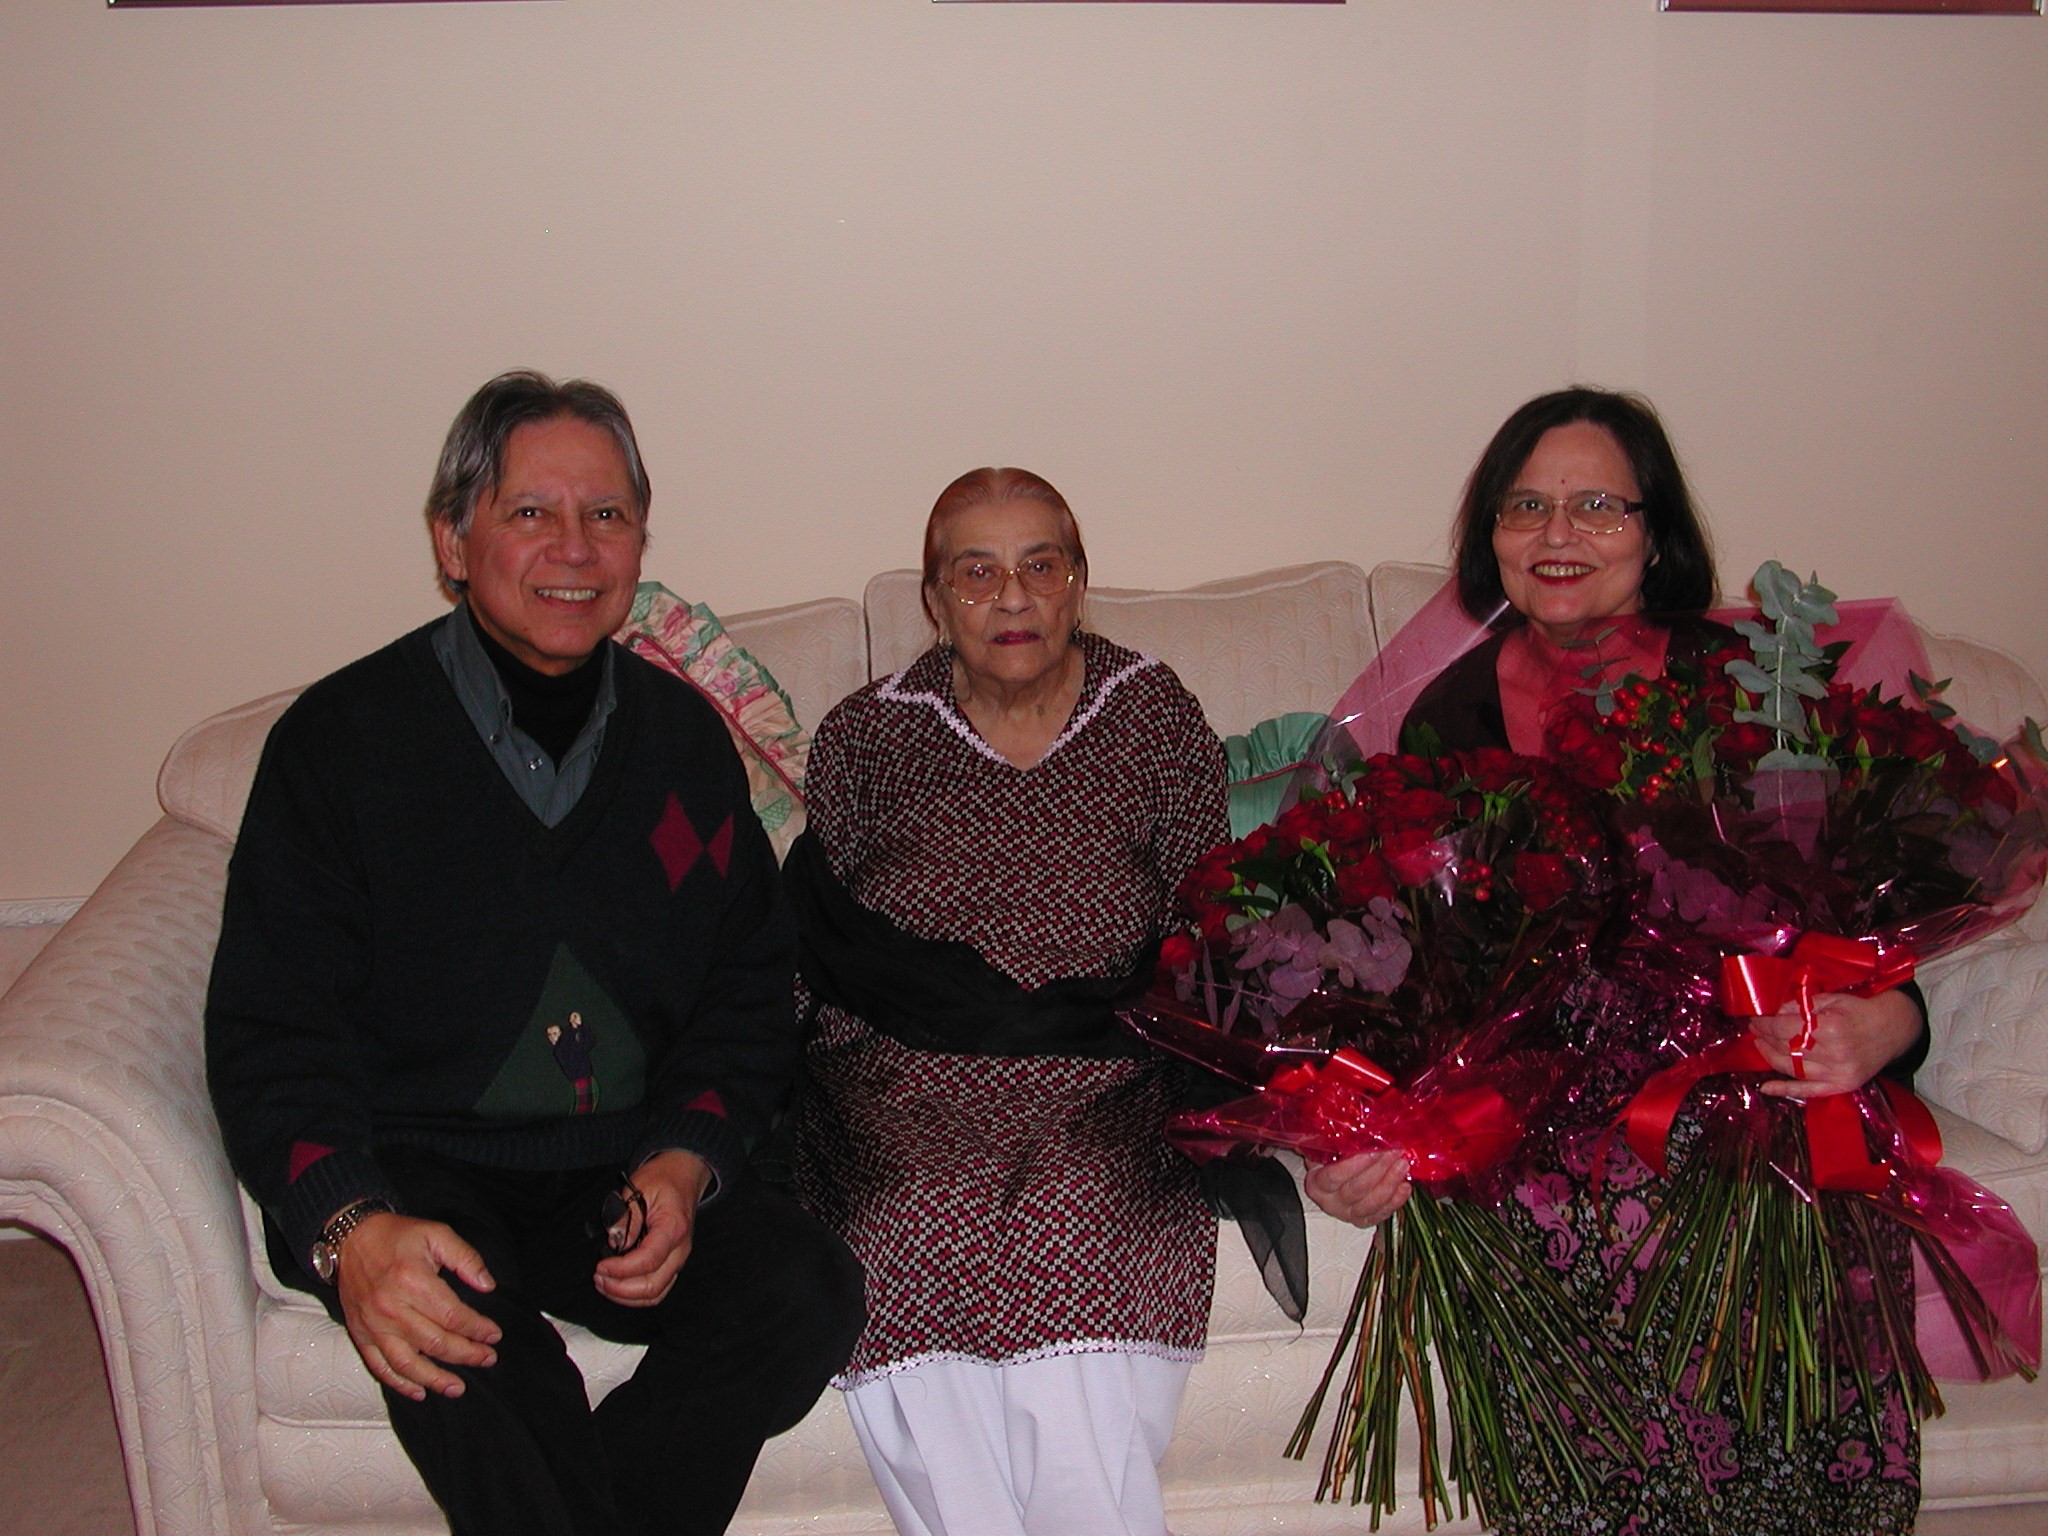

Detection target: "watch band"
[310, 1197, 394, 1284]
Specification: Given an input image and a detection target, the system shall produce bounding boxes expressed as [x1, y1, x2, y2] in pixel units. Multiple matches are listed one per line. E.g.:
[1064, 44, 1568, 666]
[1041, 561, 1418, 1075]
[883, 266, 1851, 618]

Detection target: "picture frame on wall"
[933, 2, 1342, 6]
[1663, 0, 2035, 11]
[108, 1, 536, 8]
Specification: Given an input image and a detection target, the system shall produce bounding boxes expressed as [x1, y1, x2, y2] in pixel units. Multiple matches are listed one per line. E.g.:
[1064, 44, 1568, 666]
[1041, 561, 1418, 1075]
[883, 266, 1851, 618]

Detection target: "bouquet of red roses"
[1124, 748, 1642, 1528]
[1543, 563, 2046, 1447]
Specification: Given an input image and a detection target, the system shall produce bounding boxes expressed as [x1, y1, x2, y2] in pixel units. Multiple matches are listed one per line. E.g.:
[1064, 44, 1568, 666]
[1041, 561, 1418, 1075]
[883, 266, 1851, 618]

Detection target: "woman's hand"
[1752, 988, 1924, 1100]
[1303, 1150, 1412, 1229]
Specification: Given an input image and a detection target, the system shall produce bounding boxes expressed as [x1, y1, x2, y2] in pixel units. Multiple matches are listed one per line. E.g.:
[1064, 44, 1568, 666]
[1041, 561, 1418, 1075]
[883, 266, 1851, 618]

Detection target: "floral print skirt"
[1482, 1122, 1920, 1536]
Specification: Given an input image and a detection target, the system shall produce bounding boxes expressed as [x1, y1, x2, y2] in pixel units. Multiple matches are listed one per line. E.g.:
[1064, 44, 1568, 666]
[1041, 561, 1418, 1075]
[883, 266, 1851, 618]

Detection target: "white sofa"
[5, 560, 2048, 1536]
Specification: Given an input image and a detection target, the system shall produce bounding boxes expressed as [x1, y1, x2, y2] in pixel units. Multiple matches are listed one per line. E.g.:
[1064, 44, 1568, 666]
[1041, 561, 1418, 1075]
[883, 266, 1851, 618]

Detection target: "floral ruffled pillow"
[616, 583, 809, 858]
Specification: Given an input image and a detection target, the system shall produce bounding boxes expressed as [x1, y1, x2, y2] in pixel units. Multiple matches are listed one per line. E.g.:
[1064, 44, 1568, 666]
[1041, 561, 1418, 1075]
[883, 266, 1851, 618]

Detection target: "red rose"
[1466, 748, 1526, 794]
[1182, 848, 1236, 903]
[1274, 800, 1326, 845]
[1894, 708, 1955, 765]
[1966, 764, 2021, 813]
[1334, 852, 1397, 908]
[1847, 699, 1899, 759]
[1547, 711, 1622, 791]
[1157, 932, 1200, 975]
[1509, 851, 1574, 912]
[1322, 800, 1376, 849]
[1714, 722, 1773, 770]
[1383, 829, 1453, 887]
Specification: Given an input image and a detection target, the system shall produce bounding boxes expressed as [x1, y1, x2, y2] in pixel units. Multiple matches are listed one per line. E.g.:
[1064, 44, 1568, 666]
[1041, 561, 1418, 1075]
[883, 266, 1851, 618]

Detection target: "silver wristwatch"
[310, 1197, 394, 1284]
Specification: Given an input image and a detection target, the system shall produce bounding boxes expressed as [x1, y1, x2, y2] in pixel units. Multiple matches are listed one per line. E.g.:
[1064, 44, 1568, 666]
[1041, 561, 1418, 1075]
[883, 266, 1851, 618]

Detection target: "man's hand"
[1303, 1150, 1412, 1230]
[1753, 988, 1924, 1100]
[335, 1213, 500, 1403]
[595, 1149, 714, 1307]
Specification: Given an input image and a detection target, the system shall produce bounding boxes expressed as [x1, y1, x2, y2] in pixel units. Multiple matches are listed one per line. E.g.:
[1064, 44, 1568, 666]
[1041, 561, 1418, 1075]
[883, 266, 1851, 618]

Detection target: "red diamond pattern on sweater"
[651, 794, 703, 891]
[287, 1140, 334, 1184]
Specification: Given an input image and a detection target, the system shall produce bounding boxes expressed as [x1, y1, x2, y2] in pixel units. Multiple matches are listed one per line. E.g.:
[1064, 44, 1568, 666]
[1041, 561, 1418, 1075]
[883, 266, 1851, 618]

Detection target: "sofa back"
[156, 596, 867, 846]
[1367, 561, 2048, 741]
[154, 561, 2048, 847]
[865, 561, 1375, 740]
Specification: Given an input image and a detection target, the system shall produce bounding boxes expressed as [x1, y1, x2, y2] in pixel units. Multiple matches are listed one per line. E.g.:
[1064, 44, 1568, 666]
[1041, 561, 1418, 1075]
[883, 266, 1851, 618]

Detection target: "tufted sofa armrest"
[0, 816, 266, 1536]
[1918, 940, 2048, 1156]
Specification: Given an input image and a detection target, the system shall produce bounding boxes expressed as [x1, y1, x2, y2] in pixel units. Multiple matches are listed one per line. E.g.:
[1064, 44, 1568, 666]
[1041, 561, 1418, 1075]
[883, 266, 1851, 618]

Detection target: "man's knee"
[672, 1182, 865, 1402]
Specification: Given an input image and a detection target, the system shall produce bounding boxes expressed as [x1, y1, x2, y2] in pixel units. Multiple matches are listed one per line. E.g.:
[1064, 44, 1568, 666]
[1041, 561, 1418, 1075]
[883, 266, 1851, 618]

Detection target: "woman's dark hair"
[1450, 387, 1716, 622]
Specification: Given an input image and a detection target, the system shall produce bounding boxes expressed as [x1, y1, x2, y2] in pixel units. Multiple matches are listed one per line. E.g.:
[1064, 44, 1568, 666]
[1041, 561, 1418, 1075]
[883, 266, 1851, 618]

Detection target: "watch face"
[311, 1242, 338, 1283]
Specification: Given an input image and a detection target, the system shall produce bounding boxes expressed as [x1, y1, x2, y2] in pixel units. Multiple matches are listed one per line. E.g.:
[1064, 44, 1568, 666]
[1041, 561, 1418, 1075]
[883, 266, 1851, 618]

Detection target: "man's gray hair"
[425, 370, 653, 596]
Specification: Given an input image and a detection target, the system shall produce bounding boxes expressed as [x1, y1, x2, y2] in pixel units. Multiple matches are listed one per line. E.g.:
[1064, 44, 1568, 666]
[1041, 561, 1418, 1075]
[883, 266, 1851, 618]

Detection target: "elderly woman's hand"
[1303, 1150, 1412, 1230]
[1751, 989, 1924, 1100]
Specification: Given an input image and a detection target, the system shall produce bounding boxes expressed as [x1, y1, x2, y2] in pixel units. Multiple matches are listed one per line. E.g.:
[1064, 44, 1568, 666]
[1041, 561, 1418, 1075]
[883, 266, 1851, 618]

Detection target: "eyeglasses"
[586, 1173, 648, 1258]
[1496, 491, 1644, 536]
[941, 553, 1077, 606]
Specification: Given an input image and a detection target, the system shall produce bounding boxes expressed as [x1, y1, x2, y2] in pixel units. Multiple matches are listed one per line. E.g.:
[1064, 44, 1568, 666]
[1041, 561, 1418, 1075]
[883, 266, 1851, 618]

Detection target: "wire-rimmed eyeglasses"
[941, 553, 1077, 606]
[1496, 491, 1643, 536]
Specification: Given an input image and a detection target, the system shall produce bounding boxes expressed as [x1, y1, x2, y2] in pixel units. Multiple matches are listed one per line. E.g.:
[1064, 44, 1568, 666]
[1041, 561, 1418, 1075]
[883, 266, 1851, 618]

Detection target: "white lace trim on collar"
[876, 648, 1159, 771]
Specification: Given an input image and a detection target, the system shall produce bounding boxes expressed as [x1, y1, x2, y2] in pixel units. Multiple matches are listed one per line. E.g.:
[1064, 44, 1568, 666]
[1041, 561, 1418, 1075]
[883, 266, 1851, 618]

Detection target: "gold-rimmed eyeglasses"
[941, 553, 1077, 606]
[1496, 491, 1644, 536]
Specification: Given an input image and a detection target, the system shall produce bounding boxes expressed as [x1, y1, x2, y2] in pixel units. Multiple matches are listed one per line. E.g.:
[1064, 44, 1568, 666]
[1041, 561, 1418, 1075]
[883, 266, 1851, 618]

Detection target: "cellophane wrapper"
[1127, 743, 1614, 1203]
[1531, 589, 2048, 1386]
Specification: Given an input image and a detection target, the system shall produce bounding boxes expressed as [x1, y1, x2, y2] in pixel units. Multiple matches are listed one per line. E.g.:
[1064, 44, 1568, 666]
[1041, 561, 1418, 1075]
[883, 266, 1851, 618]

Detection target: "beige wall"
[4, 0, 2045, 902]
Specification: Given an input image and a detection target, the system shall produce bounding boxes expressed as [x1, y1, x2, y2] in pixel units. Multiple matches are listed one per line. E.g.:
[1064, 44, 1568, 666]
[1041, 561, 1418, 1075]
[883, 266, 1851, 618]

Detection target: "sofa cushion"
[1365, 561, 1452, 653]
[864, 563, 1375, 740]
[1922, 942, 2048, 1155]
[158, 596, 866, 847]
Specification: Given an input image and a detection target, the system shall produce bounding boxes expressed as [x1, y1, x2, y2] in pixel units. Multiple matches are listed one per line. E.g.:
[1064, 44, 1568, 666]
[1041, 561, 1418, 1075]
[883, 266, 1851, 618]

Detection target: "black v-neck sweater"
[205, 620, 796, 1273]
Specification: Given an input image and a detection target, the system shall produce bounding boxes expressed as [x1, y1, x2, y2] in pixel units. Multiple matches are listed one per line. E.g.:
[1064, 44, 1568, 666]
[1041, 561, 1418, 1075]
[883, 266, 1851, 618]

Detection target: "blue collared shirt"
[431, 604, 618, 827]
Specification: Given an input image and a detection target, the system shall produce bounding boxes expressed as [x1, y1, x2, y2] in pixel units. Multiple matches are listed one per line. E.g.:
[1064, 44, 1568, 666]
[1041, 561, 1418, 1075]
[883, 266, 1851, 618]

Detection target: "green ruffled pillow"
[616, 584, 810, 858]
[1224, 712, 1329, 838]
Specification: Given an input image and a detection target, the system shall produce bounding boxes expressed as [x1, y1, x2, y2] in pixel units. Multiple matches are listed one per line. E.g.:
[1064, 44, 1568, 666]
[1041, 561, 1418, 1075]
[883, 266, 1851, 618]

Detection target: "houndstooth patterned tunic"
[795, 634, 1229, 1386]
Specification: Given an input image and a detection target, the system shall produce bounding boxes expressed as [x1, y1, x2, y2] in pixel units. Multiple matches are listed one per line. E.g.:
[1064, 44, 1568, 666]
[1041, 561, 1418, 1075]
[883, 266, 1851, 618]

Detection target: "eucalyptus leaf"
[2024, 719, 2048, 766]
[1752, 560, 1800, 620]
[1726, 660, 1776, 693]
[1955, 725, 2000, 765]
[1755, 746, 1830, 773]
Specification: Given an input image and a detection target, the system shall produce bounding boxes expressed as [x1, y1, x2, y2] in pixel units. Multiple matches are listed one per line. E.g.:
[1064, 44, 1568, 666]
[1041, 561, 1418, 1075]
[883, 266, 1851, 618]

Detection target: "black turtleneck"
[470, 620, 604, 767]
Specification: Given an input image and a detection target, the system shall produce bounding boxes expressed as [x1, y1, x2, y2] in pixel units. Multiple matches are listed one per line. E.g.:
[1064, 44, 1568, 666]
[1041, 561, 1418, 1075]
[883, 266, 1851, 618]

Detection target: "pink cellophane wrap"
[1264, 576, 2047, 1382]
[1311, 579, 1938, 781]
[1129, 979, 1580, 1202]
[1313, 581, 1503, 770]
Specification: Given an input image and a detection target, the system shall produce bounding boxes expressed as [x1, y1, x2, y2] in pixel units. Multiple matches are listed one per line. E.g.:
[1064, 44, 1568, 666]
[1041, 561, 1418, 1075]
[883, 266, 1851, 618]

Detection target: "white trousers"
[842, 1352, 1193, 1536]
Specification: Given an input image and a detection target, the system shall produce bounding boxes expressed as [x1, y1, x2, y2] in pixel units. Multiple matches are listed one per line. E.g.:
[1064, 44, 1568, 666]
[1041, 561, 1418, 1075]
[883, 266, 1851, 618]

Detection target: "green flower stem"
[1293, 1191, 1644, 1530]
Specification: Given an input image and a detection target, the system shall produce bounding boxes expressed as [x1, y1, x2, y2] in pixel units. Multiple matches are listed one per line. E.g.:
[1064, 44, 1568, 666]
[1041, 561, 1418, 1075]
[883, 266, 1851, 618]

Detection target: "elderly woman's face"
[931, 499, 1084, 693]
[1491, 422, 1651, 645]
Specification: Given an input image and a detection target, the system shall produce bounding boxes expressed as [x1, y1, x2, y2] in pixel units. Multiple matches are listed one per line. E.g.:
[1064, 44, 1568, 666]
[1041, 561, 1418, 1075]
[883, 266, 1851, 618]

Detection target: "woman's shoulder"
[1078, 633, 1209, 729]
[1402, 631, 1510, 751]
[816, 647, 952, 738]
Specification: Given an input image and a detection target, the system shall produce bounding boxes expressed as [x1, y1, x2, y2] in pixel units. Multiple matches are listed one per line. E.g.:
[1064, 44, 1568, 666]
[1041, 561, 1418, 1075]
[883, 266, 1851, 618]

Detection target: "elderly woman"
[789, 468, 1227, 1536]
[1309, 388, 1928, 1535]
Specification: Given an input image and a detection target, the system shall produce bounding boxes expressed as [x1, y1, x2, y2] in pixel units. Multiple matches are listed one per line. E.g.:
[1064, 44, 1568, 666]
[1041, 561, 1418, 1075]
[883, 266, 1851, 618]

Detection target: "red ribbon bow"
[1266, 1048, 1522, 1184]
[1623, 931, 1939, 1194]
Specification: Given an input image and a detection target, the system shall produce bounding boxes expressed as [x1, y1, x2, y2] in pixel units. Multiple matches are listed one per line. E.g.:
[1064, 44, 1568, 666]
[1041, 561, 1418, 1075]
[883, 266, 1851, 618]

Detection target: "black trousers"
[289, 1148, 865, 1536]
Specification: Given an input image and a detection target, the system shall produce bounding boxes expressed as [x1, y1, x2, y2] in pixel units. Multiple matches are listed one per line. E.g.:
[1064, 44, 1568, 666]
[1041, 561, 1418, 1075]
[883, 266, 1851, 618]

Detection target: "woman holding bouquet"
[1309, 387, 1929, 1534]
[788, 468, 1229, 1536]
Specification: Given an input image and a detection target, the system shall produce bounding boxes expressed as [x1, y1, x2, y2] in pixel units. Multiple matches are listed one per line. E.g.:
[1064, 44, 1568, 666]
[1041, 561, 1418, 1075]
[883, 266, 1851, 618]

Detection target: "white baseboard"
[0, 898, 85, 928]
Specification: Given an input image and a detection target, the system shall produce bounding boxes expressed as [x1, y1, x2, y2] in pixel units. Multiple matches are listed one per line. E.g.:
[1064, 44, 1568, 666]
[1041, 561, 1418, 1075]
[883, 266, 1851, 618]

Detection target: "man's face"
[434, 415, 645, 675]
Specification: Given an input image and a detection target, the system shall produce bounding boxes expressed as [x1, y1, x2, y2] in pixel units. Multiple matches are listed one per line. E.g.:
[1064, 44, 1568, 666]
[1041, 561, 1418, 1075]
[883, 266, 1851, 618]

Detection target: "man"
[206, 371, 863, 1536]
